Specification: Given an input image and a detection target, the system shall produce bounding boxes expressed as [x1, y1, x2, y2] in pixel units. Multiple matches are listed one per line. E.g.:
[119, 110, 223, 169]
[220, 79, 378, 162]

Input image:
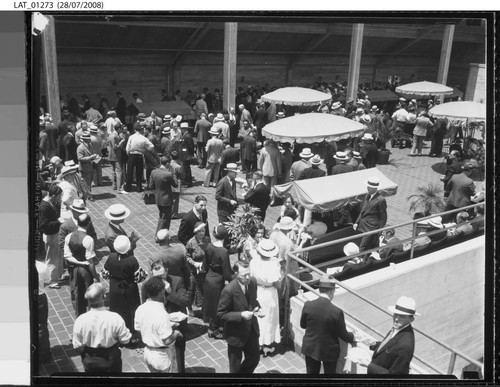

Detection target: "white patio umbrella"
[260, 87, 332, 106]
[396, 81, 453, 97]
[261, 112, 365, 144]
[428, 101, 486, 121]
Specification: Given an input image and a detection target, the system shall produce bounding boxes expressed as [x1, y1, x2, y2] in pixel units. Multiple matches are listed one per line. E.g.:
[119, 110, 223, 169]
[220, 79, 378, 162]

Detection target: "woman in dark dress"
[185, 222, 210, 316]
[103, 235, 142, 344]
[202, 224, 233, 339]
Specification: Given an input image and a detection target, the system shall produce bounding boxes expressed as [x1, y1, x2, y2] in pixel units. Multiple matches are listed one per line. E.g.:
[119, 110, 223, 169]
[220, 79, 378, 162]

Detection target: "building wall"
[290, 236, 485, 377]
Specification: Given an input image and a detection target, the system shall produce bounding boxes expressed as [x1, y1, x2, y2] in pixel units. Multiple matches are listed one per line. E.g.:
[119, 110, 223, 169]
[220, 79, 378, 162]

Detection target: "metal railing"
[282, 203, 485, 376]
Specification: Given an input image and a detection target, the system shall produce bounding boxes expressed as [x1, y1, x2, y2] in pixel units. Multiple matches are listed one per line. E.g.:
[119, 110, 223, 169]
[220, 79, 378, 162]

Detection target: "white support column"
[346, 24, 364, 104]
[41, 15, 61, 124]
[436, 25, 455, 103]
[223, 22, 238, 113]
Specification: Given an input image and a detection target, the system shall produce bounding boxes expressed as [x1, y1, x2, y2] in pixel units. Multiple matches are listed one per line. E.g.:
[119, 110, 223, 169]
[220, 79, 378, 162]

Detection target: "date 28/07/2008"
[14, 1, 103, 8]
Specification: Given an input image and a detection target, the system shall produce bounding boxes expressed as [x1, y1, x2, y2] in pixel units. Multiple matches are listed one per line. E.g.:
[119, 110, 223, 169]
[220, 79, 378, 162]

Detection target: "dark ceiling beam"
[168, 22, 210, 69]
[287, 33, 334, 69]
[54, 19, 484, 44]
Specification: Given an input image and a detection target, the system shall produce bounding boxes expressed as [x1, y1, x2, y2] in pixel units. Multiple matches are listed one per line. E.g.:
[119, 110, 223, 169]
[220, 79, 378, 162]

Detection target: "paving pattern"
[38, 139, 481, 376]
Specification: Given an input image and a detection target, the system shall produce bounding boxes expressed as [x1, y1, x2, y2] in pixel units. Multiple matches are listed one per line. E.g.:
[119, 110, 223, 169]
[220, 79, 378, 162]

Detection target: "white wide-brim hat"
[278, 216, 296, 231]
[257, 239, 279, 258]
[388, 296, 420, 316]
[104, 203, 131, 221]
[114, 235, 131, 255]
[299, 148, 313, 158]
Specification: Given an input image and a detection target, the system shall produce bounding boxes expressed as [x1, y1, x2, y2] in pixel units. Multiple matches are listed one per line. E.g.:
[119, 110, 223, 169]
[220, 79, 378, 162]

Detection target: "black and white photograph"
[30, 12, 494, 384]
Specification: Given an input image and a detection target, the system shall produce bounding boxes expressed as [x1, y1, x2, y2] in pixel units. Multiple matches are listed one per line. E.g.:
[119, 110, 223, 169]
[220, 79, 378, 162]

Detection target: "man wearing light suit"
[215, 163, 239, 223]
[354, 296, 418, 375]
[217, 260, 263, 373]
[353, 177, 387, 253]
[149, 156, 179, 236]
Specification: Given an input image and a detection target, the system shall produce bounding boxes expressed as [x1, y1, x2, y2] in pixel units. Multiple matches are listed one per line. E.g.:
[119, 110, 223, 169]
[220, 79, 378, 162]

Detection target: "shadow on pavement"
[93, 192, 117, 200]
[185, 322, 208, 341]
[185, 366, 216, 373]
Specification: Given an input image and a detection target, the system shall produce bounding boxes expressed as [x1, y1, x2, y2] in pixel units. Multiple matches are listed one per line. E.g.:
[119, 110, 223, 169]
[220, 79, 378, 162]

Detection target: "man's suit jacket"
[149, 167, 178, 206]
[177, 209, 210, 245]
[368, 324, 415, 375]
[104, 222, 137, 253]
[76, 142, 94, 174]
[290, 159, 309, 181]
[300, 296, 354, 362]
[216, 177, 237, 218]
[253, 108, 268, 130]
[217, 277, 261, 348]
[194, 118, 212, 143]
[331, 164, 354, 175]
[63, 132, 77, 163]
[181, 131, 195, 160]
[446, 172, 475, 208]
[301, 167, 326, 180]
[356, 192, 387, 233]
[379, 237, 404, 260]
[240, 135, 257, 161]
[221, 147, 240, 169]
[244, 182, 271, 219]
[239, 108, 253, 128]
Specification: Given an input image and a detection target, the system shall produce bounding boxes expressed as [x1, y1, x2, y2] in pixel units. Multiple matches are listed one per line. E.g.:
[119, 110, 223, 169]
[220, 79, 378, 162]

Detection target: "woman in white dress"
[58, 163, 88, 219]
[249, 239, 282, 357]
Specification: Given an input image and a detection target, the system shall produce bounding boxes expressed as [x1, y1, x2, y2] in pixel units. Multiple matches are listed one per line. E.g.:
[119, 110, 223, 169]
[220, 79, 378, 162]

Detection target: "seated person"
[377, 228, 404, 260]
[447, 211, 476, 236]
[417, 216, 447, 241]
[413, 231, 432, 250]
[327, 242, 373, 277]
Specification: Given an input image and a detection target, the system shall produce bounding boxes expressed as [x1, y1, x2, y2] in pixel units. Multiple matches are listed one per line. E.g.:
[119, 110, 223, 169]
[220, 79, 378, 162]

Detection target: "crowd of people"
[36, 80, 484, 376]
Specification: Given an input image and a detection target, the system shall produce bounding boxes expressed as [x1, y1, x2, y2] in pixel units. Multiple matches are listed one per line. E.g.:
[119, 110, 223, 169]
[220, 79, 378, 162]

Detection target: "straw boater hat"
[331, 102, 342, 110]
[175, 115, 183, 122]
[50, 156, 61, 164]
[356, 107, 364, 114]
[306, 222, 328, 238]
[410, 99, 417, 104]
[113, 235, 131, 255]
[361, 133, 374, 141]
[81, 131, 91, 141]
[137, 113, 146, 120]
[427, 216, 443, 229]
[352, 151, 362, 159]
[299, 148, 314, 159]
[162, 126, 171, 135]
[278, 216, 296, 231]
[60, 160, 79, 177]
[163, 114, 172, 122]
[356, 99, 365, 106]
[107, 110, 116, 116]
[343, 242, 360, 256]
[361, 114, 372, 124]
[388, 296, 420, 316]
[399, 97, 407, 102]
[224, 163, 240, 173]
[209, 128, 219, 135]
[104, 203, 131, 221]
[310, 154, 323, 165]
[317, 276, 336, 290]
[334, 151, 349, 161]
[371, 105, 379, 112]
[257, 239, 279, 258]
[366, 176, 380, 188]
[277, 112, 285, 119]
[89, 124, 98, 133]
[69, 199, 89, 213]
[193, 222, 206, 234]
[180, 122, 191, 130]
[214, 113, 225, 122]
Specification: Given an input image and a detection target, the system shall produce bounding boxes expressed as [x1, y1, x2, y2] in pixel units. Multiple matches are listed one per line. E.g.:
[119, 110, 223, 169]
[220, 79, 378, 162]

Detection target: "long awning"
[272, 168, 398, 212]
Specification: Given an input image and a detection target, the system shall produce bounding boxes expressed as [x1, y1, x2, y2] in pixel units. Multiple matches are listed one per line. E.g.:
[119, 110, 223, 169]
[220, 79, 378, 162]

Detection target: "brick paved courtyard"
[38, 139, 483, 376]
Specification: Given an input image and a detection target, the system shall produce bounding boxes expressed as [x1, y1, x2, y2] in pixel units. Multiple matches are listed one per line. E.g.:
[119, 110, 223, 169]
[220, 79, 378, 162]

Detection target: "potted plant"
[373, 115, 393, 164]
[224, 203, 262, 257]
[407, 183, 447, 217]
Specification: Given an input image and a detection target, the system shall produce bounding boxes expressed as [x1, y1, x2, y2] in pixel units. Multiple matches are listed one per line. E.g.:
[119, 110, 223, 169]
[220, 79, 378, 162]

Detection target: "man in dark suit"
[164, 273, 190, 373]
[115, 91, 127, 123]
[180, 123, 195, 187]
[359, 133, 378, 169]
[331, 151, 354, 175]
[177, 195, 210, 245]
[444, 161, 476, 221]
[302, 154, 327, 180]
[194, 113, 212, 168]
[240, 131, 257, 173]
[62, 124, 78, 163]
[220, 141, 240, 178]
[353, 177, 387, 253]
[300, 277, 356, 374]
[215, 163, 239, 223]
[253, 102, 268, 141]
[217, 260, 263, 374]
[149, 156, 178, 236]
[243, 171, 271, 221]
[355, 296, 418, 375]
[378, 228, 403, 260]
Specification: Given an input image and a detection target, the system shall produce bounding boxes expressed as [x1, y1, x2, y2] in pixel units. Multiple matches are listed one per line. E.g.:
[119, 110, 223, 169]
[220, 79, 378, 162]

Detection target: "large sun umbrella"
[395, 81, 453, 97]
[261, 87, 332, 106]
[261, 112, 365, 144]
[428, 101, 486, 121]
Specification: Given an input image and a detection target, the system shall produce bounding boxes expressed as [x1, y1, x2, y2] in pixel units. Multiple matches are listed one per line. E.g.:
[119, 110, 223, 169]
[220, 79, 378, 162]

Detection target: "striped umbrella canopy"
[262, 112, 365, 144]
[429, 101, 486, 121]
[396, 81, 453, 97]
[261, 87, 332, 106]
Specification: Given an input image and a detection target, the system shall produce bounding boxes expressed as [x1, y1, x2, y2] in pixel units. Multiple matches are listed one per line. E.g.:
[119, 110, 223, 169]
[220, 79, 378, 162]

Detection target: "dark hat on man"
[213, 223, 228, 240]
[317, 276, 336, 290]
